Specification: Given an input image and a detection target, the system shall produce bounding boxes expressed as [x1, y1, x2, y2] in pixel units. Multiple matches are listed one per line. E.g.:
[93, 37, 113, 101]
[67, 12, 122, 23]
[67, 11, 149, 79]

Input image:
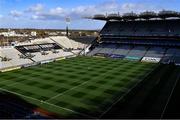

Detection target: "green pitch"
[0, 57, 156, 118]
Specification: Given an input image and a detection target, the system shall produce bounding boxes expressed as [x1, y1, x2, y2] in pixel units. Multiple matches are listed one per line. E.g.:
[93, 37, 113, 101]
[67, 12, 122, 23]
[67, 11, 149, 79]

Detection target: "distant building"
[0, 31, 28, 37]
[48, 32, 58, 36]
[31, 31, 37, 36]
[61, 32, 70, 36]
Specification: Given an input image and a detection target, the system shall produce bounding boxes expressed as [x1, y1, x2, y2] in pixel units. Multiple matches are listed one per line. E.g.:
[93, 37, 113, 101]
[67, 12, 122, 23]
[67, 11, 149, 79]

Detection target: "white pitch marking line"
[0, 72, 57, 89]
[0, 74, 32, 87]
[0, 72, 32, 84]
[0, 87, 95, 119]
[46, 63, 124, 102]
[98, 65, 159, 118]
[160, 69, 180, 119]
[46, 79, 91, 102]
[0, 79, 12, 84]
[0, 76, 26, 86]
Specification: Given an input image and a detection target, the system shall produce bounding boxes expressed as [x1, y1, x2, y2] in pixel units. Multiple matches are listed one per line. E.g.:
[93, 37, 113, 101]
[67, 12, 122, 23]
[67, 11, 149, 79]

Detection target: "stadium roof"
[90, 10, 180, 21]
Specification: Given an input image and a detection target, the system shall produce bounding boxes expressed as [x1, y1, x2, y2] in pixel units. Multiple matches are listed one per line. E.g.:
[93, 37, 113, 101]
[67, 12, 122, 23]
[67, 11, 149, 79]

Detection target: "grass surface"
[0, 57, 156, 118]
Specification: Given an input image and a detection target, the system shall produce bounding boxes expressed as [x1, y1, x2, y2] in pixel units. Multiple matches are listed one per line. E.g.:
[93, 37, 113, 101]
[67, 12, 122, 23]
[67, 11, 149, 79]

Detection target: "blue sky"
[0, 0, 179, 29]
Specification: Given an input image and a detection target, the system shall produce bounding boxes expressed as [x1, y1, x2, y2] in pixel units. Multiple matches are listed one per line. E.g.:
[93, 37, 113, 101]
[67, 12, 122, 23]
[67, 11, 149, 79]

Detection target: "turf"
[0, 56, 156, 118]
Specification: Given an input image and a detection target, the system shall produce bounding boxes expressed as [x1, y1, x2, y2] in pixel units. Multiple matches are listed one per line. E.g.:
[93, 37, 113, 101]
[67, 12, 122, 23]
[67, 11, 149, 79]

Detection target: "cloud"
[50, 7, 65, 15]
[0, 15, 3, 18]
[26, 3, 44, 13]
[1, 0, 179, 29]
[120, 3, 159, 13]
[70, 0, 119, 17]
[10, 10, 22, 17]
[30, 0, 120, 21]
[31, 7, 67, 20]
[31, 13, 64, 20]
[9, 0, 161, 21]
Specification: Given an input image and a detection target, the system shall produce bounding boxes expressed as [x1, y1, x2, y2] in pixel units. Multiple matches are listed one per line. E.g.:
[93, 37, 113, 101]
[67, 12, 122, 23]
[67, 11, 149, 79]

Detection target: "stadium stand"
[87, 44, 132, 59]
[101, 38, 180, 47]
[112, 45, 131, 57]
[16, 43, 61, 53]
[15, 43, 73, 62]
[125, 46, 147, 61]
[87, 46, 103, 56]
[50, 36, 73, 48]
[161, 48, 180, 65]
[16, 38, 55, 46]
[50, 36, 88, 50]
[142, 47, 166, 63]
[31, 38, 55, 44]
[31, 50, 73, 62]
[16, 36, 91, 53]
[0, 47, 33, 70]
[161, 48, 177, 64]
[100, 20, 180, 37]
[97, 43, 117, 54]
[0, 92, 51, 119]
[0, 36, 84, 71]
[69, 36, 96, 45]
[87, 12, 180, 65]
[174, 49, 180, 65]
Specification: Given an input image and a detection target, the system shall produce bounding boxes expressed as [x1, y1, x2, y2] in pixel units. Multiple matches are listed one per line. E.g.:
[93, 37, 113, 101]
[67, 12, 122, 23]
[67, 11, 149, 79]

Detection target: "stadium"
[0, 10, 180, 119]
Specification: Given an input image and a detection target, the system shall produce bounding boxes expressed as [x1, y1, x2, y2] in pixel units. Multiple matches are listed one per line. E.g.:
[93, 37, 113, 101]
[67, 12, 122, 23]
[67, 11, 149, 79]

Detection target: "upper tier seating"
[101, 20, 180, 37]
[101, 38, 180, 47]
